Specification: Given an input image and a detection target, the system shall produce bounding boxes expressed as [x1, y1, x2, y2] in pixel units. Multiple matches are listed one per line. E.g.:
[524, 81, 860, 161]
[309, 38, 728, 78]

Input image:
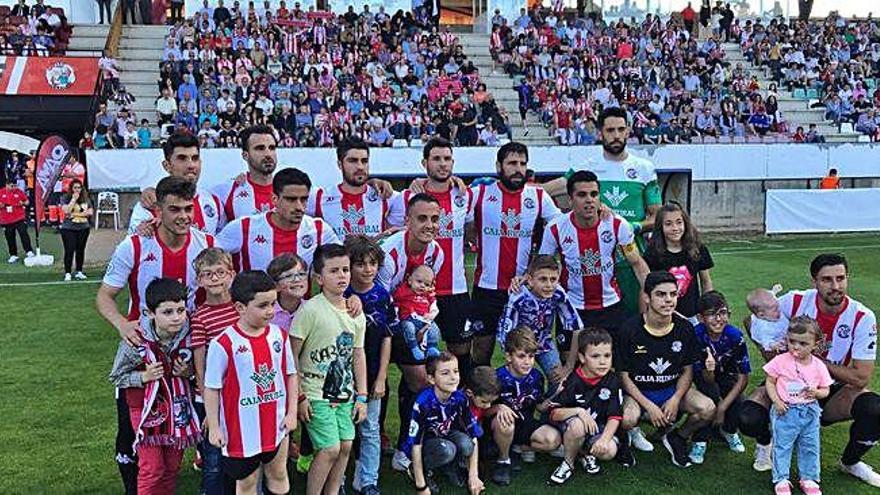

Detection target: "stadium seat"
[806, 88, 820, 99]
[393, 139, 408, 148]
[701, 135, 717, 144]
[776, 134, 790, 143]
[95, 192, 120, 231]
[733, 135, 746, 143]
[746, 135, 762, 143]
[839, 122, 854, 134]
[717, 135, 732, 144]
[763, 135, 776, 144]
[792, 88, 807, 100]
[857, 135, 871, 143]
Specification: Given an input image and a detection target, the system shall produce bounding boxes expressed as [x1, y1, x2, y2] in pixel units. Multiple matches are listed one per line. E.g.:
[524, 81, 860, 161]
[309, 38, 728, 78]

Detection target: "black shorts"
[513, 416, 544, 445]
[436, 292, 472, 344]
[392, 333, 424, 366]
[222, 446, 281, 480]
[818, 381, 847, 425]
[469, 287, 510, 338]
[576, 302, 631, 342]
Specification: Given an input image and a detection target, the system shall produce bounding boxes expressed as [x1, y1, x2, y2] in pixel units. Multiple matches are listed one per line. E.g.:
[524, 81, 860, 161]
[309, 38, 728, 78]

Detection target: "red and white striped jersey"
[103, 229, 215, 321]
[216, 212, 339, 272]
[204, 323, 296, 458]
[469, 183, 562, 291]
[307, 184, 392, 239]
[388, 187, 472, 296]
[779, 289, 877, 366]
[539, 213, 634, 310]
[128, 189, 225, 235]
[376, 230, 445, 293]
[212, 175, 275, 223]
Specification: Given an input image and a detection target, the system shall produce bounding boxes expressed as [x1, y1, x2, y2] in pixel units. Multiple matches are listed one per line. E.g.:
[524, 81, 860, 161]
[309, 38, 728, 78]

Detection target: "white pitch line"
[0, 280, 102, 288]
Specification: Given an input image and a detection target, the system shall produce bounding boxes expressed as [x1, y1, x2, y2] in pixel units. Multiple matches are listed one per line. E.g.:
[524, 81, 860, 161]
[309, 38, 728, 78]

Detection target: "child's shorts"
[641, 386, 677, 407]
[222, 445, 281, 480]
[513, 416, 545, 445]
[308, 400, 356, 450]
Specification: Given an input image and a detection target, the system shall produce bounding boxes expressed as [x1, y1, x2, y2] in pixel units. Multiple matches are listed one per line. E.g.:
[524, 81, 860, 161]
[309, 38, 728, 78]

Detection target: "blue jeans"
[194, 401, 226, 494]
[770, 402, 821, 483]
[536, 347, 562, 387]
[422, 430, 474, 470]
[400, 317, 440, 361]
[355, 398, 382, 488]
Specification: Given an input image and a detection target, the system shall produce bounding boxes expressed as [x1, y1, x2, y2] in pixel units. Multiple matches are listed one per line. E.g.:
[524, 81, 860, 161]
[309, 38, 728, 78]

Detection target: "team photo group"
[97, 109, 879, 495]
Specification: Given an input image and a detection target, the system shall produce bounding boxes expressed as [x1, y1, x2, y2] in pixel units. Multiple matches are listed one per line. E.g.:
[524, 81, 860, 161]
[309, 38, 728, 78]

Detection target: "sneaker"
[753, 443, 773, 472]
[629, 427, 655, 452]
[579, 454, 601, 475]
[798, 480, 822, 495]
[492, 460, 512, 486]
[723, 432, 746, 453]
[773, 480, 792, 495]
[549, 460, 574, 485]
[392, 450, 411, 472]
[520, 449, 536, 463]
[839, 461, 880, 487]
[296, 453, 314, 474]
[615, 441, 636, 468]
[25, 251, 34, 258]
[64, 273, 72, 282]
[442, 465, 466, 487]
[381, 433, 394, 456]
[7, 255, 19, 263]
[550, 445, 566, 458]
[689, 441, 707, 465]
[74, 271, 87, 280]
[662, 432, 692, 468]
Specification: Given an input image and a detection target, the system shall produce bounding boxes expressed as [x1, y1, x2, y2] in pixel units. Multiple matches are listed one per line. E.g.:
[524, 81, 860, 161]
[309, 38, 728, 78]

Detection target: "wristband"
[631, 221, 642, 235]
[298, 394, 307, 403]
[356, 394, 368, 404]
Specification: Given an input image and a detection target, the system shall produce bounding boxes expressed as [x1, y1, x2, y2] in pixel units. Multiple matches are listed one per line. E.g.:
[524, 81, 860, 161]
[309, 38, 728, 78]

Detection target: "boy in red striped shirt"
[191, 247, 239, 494]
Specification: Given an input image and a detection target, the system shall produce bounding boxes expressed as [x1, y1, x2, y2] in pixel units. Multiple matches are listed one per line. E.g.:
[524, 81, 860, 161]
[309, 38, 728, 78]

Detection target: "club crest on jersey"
[523, 197, 535, 209]
[143, 252, 158, 263]
[599, 388, 611, 401]
[626, 168, 638, 179]
[273, 340, 282, 353]
[837, 324, 852, 339]
[603, 186, 629, 207]
[251, 363, 277, 392]
[671, 341, 682, 352]
[454, 195, 466, 208]
[178, 348, 193, 363]
[203, 203, 216, 218]
[601, 230, 613, 243]
[367, 188, 379, 202]
[254, 234, 268, 244]
[301, 234, 314, 249]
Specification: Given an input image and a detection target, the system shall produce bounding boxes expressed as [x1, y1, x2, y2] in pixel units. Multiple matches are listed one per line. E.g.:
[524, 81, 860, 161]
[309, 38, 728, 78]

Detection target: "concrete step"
[120, 37, 167, 49]
[824, 133, 861, 143]
[121, 25, 170, 38]
[121, 83, 160, 96]
[67, 37, 107, 51]
[121, 59, 160, 72]
[120, 71, 159, 84]
[72, 24, 111, 38]
[784, 109, 828, 122]
[118, 48, 165, 60]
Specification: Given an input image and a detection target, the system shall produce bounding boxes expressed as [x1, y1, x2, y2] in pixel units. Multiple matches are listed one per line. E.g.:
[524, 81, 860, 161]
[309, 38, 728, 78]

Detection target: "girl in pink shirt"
[763, 316, 832, 495]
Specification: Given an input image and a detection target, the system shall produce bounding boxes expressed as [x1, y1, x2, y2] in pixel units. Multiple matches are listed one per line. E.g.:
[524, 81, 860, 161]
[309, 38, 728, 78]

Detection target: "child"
[291, 244, 368, 495]
[344, 235, 396, 495]
[747, 284, 789, 352]
[393, 264, 441, 361]
[489, 327, 561, 486]
[204, 270, 298, 495]
[267, 252, 309, 332]
[764, 316, 832, 495]
[138, 119, 153, 149]
[465, 365, 501, 429]
[689, 291, 751, 465]
[498, 255, 583, 386]
[402, 352, 484, 495]
[546, 328, 626, 485]
[108, 278, 201, 495]
[190, 248, 239, 494]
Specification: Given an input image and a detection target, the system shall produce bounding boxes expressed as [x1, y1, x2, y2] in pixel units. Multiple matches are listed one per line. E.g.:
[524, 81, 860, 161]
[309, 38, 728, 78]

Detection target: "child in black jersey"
[547, 328, 629, 485]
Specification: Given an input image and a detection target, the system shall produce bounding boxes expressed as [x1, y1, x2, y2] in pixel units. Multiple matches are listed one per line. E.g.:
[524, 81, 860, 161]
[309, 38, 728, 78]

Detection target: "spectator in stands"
[855, 108, 879, 139]
[11, 0, 28, 17]
[696, 108, 717, 137]
[805, 123, 825, 143]
[747, 106, 772, 137]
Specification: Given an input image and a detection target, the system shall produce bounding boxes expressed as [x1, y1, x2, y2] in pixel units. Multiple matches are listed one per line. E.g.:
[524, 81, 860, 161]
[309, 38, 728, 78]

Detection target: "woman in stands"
[60, 179, 92, 282]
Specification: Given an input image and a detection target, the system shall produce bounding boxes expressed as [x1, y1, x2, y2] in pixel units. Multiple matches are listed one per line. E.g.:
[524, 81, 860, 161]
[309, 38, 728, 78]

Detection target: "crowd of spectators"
[739, 12, 880, 141]
[110, 0, 514, 150]
[0, 1, 72, 56]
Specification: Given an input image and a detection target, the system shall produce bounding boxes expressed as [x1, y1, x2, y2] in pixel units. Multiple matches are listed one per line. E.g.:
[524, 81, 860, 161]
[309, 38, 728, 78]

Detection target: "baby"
[746, 284, 789, 352]
[393, 265, 441, 361]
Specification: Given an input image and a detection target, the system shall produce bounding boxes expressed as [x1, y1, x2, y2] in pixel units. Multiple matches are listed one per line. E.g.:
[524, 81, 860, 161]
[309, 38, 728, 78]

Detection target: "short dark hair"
[156, 175, 196, 203]
[336, 136, 370, 162]
[598, 107, 628, 129]
[422, 136, 453, 160]
[272, 167, 311, 195]
[829, 168, 838, 175]
[528, 254, 559, 274]
[467, 365, 500, 397]
[145, 277, 188, 312]
[577, 327, 613, 354]
[644, 270, 678, 295]
[496, 141, 528, 164]
[240, 124, 277, 151]
[312, 243, 348, 275]
[230, 270, 277, 305]
[566, 170, 600, 197]
[810, 253, 848, 278]
[344, 234, 384, 266]
[162, 132, 199, 160]
[697, 290, 728, 314]
[406, 192, 440, 211]
[426, 351, 457, 376]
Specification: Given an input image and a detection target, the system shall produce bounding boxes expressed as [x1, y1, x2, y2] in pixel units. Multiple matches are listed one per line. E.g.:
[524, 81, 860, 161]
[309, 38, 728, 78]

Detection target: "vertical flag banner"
[34, 135, 73, 230]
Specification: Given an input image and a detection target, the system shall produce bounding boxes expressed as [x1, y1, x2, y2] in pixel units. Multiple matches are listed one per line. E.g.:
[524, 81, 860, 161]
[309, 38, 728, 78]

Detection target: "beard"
[601, 138, 626, 156]
[499, 173, 525, 191]
[428, 169, 451, 183]
[343, 170, 368, 187]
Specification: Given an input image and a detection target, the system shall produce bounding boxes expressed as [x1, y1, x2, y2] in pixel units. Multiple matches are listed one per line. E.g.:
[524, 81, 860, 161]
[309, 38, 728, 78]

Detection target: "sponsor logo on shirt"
[236, 344, 249, 355]
[482, 209, 532, 238]
[569, 248, 612, 278]
[599, 388, 611, 400]
[635, 345, 647, 354]
[648, 357, 671, 374]
[603, 186, 629, 207]
[254, 234, 268, 244]
[237, 189, 250, 199]
[241, 363, 285, 406]
[487, 195, 499, 202]
[437, 210, 463, 238]
[563, 235, 574, 244]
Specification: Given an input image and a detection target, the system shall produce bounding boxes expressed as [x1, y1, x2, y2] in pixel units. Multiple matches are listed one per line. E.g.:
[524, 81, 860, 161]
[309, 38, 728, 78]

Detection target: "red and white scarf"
[131, 322, 201, 451]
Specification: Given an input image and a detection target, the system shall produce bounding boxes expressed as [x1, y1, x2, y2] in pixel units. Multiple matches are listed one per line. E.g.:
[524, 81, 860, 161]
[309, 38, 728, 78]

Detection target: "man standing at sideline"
[544, 107, 661, 314]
